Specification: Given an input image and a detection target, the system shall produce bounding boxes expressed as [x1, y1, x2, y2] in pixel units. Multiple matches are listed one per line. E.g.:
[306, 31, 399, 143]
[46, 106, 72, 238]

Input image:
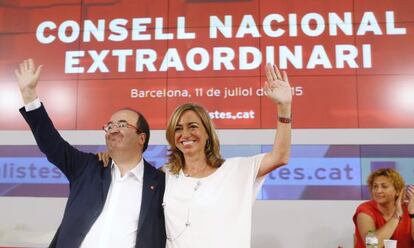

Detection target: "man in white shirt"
[15, 59, 166, 248]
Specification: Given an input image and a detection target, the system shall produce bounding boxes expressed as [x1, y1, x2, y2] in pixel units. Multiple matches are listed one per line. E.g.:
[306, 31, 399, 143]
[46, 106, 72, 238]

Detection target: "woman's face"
[372, 175, 398, 204]
[174, 110, 209, 157]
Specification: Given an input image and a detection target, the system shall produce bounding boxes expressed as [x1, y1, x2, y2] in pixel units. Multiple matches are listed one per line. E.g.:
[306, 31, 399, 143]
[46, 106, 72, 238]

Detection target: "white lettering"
[36, 21, 56, 44]
[65, 51, 85, 73]
[307, 45, 332, 68]
[109, 18, 128, 41]
[210, 15, 232, 38]
[186, 48, 209, 71]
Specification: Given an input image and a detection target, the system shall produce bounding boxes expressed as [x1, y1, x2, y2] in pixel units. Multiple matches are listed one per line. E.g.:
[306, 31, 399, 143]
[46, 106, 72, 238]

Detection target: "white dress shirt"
[24, 98, 144, 248]
[80, 160, 144, 248]
[24, 97, 42, 111]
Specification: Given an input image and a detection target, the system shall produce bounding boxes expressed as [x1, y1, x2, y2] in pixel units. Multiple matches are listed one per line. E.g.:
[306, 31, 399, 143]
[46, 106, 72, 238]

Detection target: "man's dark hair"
[136, 111, 150, 152]
[121, 108, 150, 152]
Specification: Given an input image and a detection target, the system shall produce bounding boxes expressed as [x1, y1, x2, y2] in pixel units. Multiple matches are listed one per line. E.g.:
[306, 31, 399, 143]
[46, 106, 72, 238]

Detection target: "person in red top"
[353, 168, 414, 248]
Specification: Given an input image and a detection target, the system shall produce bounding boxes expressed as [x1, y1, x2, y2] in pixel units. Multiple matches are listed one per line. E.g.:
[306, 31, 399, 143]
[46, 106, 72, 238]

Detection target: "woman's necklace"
[164, 172, 202, 242]
[183, 164, 210, 178]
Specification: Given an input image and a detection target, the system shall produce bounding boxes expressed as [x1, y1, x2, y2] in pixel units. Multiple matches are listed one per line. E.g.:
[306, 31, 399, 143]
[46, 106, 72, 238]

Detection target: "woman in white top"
[163, 63, 292, 248]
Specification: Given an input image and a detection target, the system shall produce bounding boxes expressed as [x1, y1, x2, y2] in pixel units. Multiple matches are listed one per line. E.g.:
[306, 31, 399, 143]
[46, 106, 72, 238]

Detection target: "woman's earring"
[205, 139, 211, 148]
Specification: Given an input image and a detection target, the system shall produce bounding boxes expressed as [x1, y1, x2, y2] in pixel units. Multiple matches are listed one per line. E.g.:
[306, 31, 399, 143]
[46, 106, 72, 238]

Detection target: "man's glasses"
[103, 120, 141, 133]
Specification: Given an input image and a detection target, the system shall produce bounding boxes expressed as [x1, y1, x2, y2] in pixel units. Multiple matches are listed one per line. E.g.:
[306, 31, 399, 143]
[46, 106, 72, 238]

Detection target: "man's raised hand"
[14, 59, 42, 104]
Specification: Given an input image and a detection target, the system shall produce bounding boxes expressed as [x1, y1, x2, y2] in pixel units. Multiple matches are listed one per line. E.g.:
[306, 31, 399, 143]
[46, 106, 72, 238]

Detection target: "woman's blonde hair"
[367, 168, 405, 196]
[165, 103, 224, 174]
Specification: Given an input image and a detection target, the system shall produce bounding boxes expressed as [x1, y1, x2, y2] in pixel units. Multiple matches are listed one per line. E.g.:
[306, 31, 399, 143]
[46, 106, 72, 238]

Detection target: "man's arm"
[16, 59, 95, 182]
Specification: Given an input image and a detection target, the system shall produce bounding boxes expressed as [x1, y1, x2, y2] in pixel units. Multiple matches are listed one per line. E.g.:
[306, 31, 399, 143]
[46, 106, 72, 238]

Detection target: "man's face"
[105, 110, 143, 153]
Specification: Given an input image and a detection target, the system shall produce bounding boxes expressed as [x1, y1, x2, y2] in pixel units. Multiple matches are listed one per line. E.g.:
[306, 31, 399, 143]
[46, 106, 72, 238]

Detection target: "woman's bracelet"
[393, 212, 402, 222]
[278, 116, 292, 124]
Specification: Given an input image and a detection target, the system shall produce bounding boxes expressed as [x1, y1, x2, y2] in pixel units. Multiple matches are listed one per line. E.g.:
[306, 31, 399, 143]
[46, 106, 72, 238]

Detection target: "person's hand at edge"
[97, 151, 111, 167]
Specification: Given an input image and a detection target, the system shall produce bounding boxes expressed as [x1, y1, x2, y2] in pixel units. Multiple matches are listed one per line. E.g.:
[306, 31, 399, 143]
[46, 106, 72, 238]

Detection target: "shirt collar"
[111, 157, 144, 182]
